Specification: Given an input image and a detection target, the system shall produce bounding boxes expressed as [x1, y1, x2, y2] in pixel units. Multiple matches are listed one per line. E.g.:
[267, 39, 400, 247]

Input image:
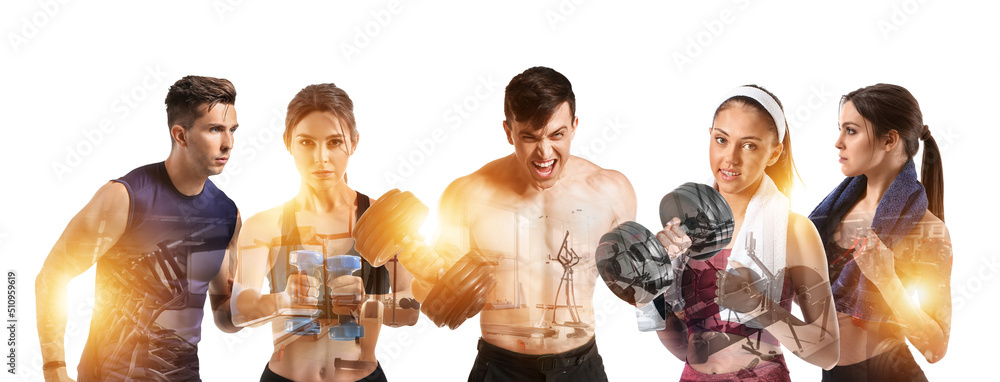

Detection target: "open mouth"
[719, 168, 741, 181]
[532, 159, 556, 178]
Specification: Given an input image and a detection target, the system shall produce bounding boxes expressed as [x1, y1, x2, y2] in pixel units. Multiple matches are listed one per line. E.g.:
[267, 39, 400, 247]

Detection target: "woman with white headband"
[656, 85, 841, 381]
[808, 84, 951, 381]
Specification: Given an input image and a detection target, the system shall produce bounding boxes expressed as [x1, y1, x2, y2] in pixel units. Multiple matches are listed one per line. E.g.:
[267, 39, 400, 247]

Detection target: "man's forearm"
[35, 270, 70, 370]
[210, 293, 241, 333]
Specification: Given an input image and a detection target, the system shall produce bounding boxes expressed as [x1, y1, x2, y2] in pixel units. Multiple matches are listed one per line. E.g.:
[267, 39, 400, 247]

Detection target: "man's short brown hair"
[164, 75, 237, 130]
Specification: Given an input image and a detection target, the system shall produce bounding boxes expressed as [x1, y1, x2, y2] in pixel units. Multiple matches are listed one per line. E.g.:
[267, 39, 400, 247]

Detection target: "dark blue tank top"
[79, 162, 238, 381]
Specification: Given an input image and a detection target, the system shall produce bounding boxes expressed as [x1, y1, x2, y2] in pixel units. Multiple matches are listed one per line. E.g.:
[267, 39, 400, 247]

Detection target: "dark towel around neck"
[808, 159, 928, 321]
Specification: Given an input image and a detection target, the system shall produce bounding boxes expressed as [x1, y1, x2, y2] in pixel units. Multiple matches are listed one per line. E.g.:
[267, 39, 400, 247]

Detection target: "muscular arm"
[434, 178, 471, 258]
[231, 211, 293, 327]
[598, 169, 637, 225]
[876, 217, 952, 363]
[757, 213, 840, 369]
[711, 213, 840, 369]
[35, 182, 129, 381]
[209, 211, 242, 333]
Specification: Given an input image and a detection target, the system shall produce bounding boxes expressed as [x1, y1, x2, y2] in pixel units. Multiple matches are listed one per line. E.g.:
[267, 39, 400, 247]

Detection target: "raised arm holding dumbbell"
[365, 67, 636, 382]
[605, 86, 839, 380]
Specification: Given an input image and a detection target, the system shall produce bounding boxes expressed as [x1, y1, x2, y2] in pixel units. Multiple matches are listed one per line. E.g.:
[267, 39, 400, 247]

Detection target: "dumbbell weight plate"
[423, 252, 485, 328]
[446, 253, 495, 327]
[432, 260, 480, 328]
[658, 182, 734, 261]
[617, 221, 667, 264]
[356, 189, 410, 263]
[353, 190, 398, 261]
[367, 191, 427, 265]
[354, 189, 429, 266]
[596, 221, 672, 306]
[422, 251, 496, 329]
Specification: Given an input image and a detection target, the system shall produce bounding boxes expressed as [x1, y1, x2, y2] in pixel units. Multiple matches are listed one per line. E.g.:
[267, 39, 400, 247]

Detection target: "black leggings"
[260, 362, 387, 382]
[822, 342, 927, 382]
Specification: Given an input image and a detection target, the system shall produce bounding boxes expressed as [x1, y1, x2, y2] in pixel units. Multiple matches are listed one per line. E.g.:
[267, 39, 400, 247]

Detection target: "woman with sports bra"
[230, 84, 415, 382]
[655, 85, 840, 381]
[808, 84, 951, 381]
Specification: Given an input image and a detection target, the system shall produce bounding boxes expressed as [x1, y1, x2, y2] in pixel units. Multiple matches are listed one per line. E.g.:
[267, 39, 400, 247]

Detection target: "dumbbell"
[596, 182, 735, 307]
[287, 250, 324, 305]
[352, 189, 496, 330]
[326, 255, 364, 340]
[282, 251, 366, 339]
[658, 182, 735, 261]
[284, 250, 324, 336]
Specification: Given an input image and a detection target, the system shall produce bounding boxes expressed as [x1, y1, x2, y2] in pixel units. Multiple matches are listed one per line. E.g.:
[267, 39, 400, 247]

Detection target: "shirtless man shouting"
[436, 67, 636, 381]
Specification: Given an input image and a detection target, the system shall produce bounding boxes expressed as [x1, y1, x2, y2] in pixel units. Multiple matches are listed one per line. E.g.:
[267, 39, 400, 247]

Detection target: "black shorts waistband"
[475, 337, 599, 371]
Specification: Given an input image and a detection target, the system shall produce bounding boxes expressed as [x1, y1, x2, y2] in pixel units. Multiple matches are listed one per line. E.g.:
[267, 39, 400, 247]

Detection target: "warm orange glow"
[418, 207, 439, 244]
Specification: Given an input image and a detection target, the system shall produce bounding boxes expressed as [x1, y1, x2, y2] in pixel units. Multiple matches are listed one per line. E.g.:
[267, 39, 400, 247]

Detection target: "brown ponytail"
[767, 126, 796, 199]
[920, 126, 945, 221]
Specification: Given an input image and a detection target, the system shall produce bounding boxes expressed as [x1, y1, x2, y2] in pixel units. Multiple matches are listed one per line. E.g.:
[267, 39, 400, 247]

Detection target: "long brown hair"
[842, 84, 944, 221]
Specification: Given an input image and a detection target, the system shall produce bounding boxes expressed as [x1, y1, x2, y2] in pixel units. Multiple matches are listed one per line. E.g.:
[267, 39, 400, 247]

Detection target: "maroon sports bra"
[680, 249, 794, 346]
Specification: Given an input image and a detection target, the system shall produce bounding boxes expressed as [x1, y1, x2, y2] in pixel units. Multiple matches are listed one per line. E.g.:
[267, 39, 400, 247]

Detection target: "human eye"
[210, 126, 222, 133]
[328, 138, 344, 147]
[522, 135, 538, 143]
[846, 127, 856, 135]
[714, 136, 727, 144]
[299, 139, 314, 146]
[742, 142, 757, 150]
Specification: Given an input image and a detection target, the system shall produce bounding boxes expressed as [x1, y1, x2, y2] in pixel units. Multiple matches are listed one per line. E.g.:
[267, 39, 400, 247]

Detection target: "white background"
[2, 1, 996, 380]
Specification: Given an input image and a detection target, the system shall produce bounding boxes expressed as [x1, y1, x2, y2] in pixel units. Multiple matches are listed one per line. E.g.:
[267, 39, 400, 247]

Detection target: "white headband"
[718, 86, 787, 142]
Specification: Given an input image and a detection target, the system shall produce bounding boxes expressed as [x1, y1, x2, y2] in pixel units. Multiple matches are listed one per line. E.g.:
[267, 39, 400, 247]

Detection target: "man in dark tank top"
[35, 75, 243, 382]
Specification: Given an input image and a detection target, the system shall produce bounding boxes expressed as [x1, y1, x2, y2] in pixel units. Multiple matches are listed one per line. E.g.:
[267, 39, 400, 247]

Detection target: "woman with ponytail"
[809, 84, 951, 381]
[656, 85, 840, 381]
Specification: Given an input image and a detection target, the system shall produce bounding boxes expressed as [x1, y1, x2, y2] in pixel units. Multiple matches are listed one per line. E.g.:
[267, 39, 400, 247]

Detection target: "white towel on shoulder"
[719, 175, 788, 328]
